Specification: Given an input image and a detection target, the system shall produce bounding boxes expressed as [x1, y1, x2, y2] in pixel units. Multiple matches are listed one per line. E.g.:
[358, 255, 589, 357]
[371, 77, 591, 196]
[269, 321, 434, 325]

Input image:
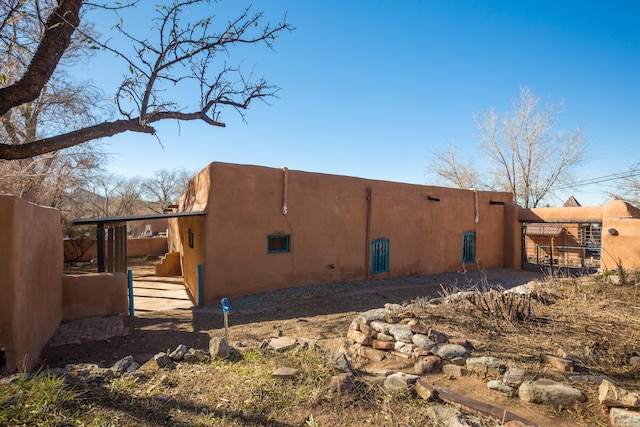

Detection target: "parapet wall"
[0, 195, 63, 373]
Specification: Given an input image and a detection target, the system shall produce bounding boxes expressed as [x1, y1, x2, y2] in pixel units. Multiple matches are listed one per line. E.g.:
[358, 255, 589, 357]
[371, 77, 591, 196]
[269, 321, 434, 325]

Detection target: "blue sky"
[80, 1, 640, 207]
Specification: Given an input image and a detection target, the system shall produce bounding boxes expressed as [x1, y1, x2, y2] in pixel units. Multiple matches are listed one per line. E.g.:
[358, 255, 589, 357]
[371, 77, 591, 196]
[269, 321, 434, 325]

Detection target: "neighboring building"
[165, 162, 521, 304]
[520, 200, 640, 272]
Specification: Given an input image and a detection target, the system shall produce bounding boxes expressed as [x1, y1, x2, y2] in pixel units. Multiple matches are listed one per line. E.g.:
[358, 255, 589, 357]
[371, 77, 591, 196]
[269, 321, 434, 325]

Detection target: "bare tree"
[427, 143, 481, 190]
[81, 173, 143, 218]
[606, 164, 640, 207]
[428, 87, 586, 208]
[141, 168, 192, 213]
[0, 0, 293, 160]
[0, 0, 106, 205]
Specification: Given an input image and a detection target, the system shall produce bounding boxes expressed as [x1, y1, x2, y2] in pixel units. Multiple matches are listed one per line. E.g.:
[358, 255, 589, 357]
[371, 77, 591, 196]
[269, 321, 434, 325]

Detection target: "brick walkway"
[47, 316, 129, 347]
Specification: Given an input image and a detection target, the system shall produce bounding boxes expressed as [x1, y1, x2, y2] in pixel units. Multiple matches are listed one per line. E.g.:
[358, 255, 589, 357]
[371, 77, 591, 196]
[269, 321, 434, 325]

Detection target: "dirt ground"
[41, 267, 543, 368]
[39, 265, 640, 426]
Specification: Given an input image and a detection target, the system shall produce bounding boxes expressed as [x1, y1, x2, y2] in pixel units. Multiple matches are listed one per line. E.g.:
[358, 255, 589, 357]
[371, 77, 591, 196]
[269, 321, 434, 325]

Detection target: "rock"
[412, 333, 435, 350]
[383, 372, 419, 391]
[389, 325, 413, 343]
[414, 356, 442, 374]
[328, 372, 355, 393]
[503, 367, 526, 388]
[410, 323, 429, 335]
[487, 380, 516, 397]
[358, 346, 386, 362]
[413, 347, 431, 357]
[370, 320, 391, 335]
[209, 336, 231, 359]
[433, 343, 467, 360]
[347, 328, 373, 345]
[608, 274, 622, 285]
[272, 367, 299, 378]
[415, 379, 438, 400]
[126, 362, 140, 373]
[426, 405, 475, 427]
[192, 349, 208, 362]
[111, 355, 133, 373]
[465, 356, 507, 377]
[518, 378, 586, 407]
[505, 281, 537, 295]
[169, 344, 188, 361]
[359, 323, 375, 336]
[384, 303, 405, 312]
[153, 352, 173, 369]
[599, 379, 640, 408]
[372, 339, 395, 350]
[355, 308, 389, 325]
[448, 338, 468, 347]
[427, 327, 449, 343]
[541, 354, 574, 372]
[268, 336, 297, 351]
[609, 408, 640, 427]
[375, 332, 394, 342]
[398, 344, 415, 356]
[332, 350, 352, 372]
[629, 356, 640, 367]
[442, 364, 466, 378]
[394, 341, 406, 351]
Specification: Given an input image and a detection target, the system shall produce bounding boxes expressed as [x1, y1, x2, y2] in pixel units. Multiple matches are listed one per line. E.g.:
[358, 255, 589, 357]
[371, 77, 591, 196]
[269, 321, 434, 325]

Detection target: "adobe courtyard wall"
[0, 195, 63, 373]
[62, 273, 128, 321]
[64, 237, 168, 262]
[173, 163, 519, 304]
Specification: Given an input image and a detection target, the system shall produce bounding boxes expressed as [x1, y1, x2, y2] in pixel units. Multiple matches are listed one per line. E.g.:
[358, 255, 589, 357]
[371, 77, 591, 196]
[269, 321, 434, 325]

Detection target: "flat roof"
[72, 211, 206, 225]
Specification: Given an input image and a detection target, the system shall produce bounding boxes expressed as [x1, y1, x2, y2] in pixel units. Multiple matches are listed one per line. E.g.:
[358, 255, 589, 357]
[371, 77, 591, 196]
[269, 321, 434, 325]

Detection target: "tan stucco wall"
[62, 273, 128, 321]
[169, 165, 211, 303]
[175, 163, 516, 303]
[64, 237, 168, 262]
[601, 201, 640, 270]
[0, 195, 63, 373]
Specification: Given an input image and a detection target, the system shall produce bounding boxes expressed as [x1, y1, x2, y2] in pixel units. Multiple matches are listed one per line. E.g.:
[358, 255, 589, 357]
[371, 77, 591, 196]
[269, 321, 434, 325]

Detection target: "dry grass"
[3, 269, 640, 426]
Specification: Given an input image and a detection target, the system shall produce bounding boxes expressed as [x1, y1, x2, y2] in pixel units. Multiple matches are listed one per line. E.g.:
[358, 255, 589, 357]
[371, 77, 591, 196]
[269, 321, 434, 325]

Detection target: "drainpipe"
[281, 167, 295, 277]
[474, 189, 479, 224]
[365, 188, 372, 280]
[281, 167, 288, 215]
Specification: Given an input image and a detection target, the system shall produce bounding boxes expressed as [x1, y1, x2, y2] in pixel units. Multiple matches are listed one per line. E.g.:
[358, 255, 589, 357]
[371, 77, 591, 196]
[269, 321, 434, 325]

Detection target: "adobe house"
[163, 162, 523, 305]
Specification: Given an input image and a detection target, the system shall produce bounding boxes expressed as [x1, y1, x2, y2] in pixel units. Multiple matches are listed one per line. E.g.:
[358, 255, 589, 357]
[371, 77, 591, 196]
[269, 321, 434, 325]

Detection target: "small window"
[371, 238, 389, 274]
[267, 235, 290, 253]
[188, 229, 194, 248]
[462, 231, 475, 264]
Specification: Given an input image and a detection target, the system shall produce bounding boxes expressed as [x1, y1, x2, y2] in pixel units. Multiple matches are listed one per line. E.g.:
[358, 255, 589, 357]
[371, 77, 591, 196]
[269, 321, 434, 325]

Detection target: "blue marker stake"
[221, 297, 230, 341]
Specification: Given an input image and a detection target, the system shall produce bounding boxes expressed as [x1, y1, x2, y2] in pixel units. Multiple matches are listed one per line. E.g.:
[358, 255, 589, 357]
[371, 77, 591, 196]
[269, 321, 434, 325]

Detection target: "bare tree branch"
[0, 0, 293, 160]
[0, 0, 82, 116]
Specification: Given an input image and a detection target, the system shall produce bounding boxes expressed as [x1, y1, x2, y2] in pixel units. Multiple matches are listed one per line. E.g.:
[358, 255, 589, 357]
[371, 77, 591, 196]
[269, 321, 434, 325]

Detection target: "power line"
[554, 164, 640, 190]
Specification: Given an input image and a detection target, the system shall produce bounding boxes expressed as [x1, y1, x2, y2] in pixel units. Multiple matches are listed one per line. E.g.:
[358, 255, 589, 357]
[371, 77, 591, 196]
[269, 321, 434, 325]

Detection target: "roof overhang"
[72, 211, 206, 225]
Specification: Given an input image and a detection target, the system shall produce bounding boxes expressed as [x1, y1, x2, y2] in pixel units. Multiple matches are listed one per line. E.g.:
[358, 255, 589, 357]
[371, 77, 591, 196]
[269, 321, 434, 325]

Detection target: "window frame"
[371, 238, 389, 274]
[267, 234, 291, 253]
[462, 231, 476, 265]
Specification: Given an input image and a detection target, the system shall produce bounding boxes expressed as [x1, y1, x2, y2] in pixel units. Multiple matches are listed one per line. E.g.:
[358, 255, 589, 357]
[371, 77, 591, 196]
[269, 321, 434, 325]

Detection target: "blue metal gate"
[371, 239, 389, 274]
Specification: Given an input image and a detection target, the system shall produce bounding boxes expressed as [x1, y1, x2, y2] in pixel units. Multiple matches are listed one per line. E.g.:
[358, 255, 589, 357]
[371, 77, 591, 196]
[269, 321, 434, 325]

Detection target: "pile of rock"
[342, 303, 640, 426]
